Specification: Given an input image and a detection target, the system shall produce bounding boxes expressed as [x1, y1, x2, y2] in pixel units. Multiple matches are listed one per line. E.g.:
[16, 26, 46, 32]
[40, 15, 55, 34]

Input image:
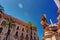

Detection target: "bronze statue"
[40, 14, 50, 32]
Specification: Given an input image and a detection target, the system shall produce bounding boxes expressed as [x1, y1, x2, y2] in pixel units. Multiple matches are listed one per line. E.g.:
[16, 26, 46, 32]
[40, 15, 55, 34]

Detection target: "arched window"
[3, 37, 6, 40]
[30, 35, 33, 40]
[20, 33, 24, 40]
[34, 37, 36, 40]
[1, 21, 6, 26]
[6, 29, 11, 40]
[9, 23, 16, 28]
[14, 32, 18, 39]
[0, 27, 3, 33]
[17, 26, 19, 30]
[7, 29, 11, 35]
[22, 28, 24, 31]
[15, 32, 18, 36]
[34, 32, 36, 35]
[0, 12, 2, 18]
[21, 33, 23, 38]
[26, 34, 29, 40]
[30, 27, 32, 34]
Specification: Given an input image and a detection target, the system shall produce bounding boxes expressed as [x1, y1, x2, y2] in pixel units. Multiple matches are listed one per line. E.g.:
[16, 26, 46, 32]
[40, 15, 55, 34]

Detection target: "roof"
[1, 12, 37, 31]
[2, 13, 28, 26]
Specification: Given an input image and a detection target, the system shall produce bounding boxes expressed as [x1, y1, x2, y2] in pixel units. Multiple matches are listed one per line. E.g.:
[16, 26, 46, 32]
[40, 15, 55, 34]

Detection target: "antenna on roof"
[50, 19, 54, 26]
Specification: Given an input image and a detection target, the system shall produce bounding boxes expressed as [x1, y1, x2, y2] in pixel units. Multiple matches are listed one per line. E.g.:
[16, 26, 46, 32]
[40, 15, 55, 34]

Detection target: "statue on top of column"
[40, 14, 50, 32]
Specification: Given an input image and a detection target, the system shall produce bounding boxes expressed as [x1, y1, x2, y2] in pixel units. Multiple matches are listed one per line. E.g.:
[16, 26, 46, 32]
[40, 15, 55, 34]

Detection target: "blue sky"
[0, 0, 58, 40]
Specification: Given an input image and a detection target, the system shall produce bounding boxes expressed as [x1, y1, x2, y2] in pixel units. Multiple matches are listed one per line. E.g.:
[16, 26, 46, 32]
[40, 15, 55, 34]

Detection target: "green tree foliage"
[0, 5, 4, 12]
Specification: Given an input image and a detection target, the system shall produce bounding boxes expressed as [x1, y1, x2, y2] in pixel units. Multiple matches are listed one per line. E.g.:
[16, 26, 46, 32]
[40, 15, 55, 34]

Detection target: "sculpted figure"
[40, 14, 50, 32]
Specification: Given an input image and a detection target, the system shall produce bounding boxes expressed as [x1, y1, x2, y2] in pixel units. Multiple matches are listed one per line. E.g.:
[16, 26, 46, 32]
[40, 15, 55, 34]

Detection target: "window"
[0, 12, 2, 18]
[1, 21, 6, 26]
[26, 34, 29, 40]
[9, 23, 12, 28]
[30, 27, 32, 35]
[22, 28, 24, 31]
[30, 35, 33, 40]
[30, 30, 32, 35]
[30, 27, 32, 30]
[3, 37, 6, 40]
[17, 26, 19, 30]
[0, 27, 3, 33]
[0, 36, 1, 40]
[14, 32, 18, 39]
[15, 32, 18, 36]
[34, 33, 36, 35]
[20, 33, 23, 40]
[7, 29, 11, 35]
[6, 29, 11, 40]
[34, 37, 36, 40]
[21, 33, 23, 38]
[9, 23, 16, 28]
[5, 18, 9, 21]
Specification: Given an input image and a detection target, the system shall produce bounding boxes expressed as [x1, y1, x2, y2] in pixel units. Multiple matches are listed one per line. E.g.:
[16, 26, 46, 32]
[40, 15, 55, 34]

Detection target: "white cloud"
[18, 3, 23, 8]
